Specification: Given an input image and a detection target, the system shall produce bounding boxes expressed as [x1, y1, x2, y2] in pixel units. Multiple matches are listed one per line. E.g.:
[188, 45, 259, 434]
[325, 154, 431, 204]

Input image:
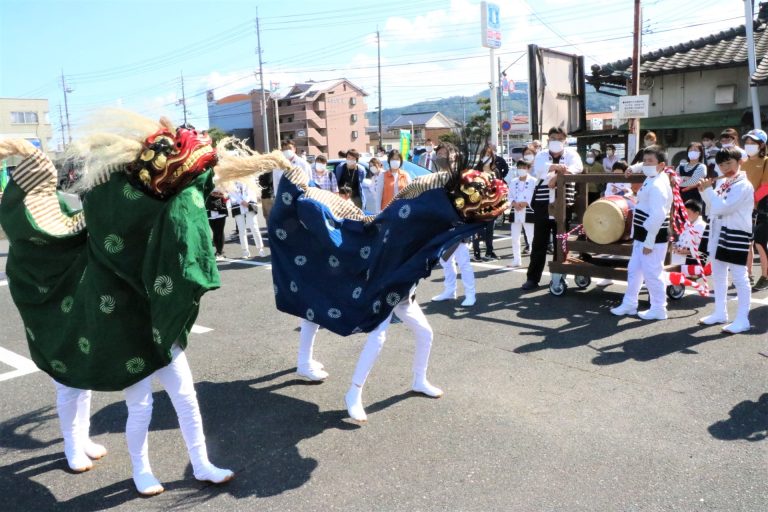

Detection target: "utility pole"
[628, 0, 642, 159]
[256, 10, 270, 152]
[745, 0, 762, 129]
[490, 48, 499, 147]
[178, 72, 188, 125]
[377, 28, 383, 150]
[60, 70, 72, 146]
[498, 55, 504, 150]
[58, 105, 66, 151]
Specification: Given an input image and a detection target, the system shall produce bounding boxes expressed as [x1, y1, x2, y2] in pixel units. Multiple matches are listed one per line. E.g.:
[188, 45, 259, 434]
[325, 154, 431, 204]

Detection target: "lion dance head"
[448, 169, 509, 223]
[127, 124, 217, 199]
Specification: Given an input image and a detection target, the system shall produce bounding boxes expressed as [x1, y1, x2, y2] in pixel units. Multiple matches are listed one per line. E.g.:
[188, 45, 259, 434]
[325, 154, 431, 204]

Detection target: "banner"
[399, 129, 411, 160]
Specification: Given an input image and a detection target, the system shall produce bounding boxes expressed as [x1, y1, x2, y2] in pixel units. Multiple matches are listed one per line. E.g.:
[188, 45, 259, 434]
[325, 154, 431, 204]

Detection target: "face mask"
[346, 159, 357, 168]
[644, 139, 654, 146]
[523, 154, 534, 162]
[548, 140, 564, 153]
[282, 150, 294, 159]
[426, 145, 434, 153]
[702, 140, 712, 148]
[745, 143, 760, 156]
[642, 165, 658, 177]
[315, 163, 326, 172]
[517, 169, 528, 177]
[390, 160, 401, 169]
[370, 166, 381, 175]
[687, 151, 700, 161]
[586, 157, 595, 164]
[721, 143, 733, 148]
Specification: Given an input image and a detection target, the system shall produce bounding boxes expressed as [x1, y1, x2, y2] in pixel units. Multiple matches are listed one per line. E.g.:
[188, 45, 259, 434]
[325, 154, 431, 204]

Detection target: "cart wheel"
[574, 275, 591, 289]
[549, 279, 568, 296]
[666, 284, 685, 300]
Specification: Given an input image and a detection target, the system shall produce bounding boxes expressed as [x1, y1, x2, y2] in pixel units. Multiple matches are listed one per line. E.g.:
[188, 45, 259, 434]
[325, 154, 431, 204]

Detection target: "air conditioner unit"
[351, 130, 359, 139]
[351, 114, 358, 123]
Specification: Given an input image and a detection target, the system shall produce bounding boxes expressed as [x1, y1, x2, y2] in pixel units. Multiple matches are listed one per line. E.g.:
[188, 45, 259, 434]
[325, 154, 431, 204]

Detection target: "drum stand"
[547, 173, 678, 297]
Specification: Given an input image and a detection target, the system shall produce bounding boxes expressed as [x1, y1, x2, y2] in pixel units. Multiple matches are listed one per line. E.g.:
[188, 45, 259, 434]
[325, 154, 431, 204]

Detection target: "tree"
[450, 97, 491, 169]
[205, 127, 228, 145]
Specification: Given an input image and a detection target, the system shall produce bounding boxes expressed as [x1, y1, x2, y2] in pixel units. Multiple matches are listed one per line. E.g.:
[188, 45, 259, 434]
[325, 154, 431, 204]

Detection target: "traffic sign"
[501, 120, 511, 132]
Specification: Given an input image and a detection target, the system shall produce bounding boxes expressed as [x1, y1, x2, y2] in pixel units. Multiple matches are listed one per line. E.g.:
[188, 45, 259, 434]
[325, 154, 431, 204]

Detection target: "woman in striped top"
[698, 148, 755, 333]
[677, 142, 707, 206]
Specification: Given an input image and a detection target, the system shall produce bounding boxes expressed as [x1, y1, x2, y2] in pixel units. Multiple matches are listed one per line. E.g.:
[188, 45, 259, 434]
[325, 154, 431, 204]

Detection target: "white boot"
[412, 375, 444, 398]
[431, 289, 456, 302]
[610, 303, 637, 316]
[345, 385, 367, 423]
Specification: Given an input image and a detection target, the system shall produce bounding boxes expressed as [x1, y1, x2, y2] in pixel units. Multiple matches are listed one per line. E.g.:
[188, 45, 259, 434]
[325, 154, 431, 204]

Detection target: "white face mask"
[315, 163, 326, 172]
[745, 143, 760, 156]
[282, 150, 294, 159]
[523, 154, 535, 162]
[426, 145, 434, 153]
[482, 156, 492, 163]
[370, 166, 381, 175]
[346, 159, 357, 168]
[517, 168, 528, 177]
[642, 165, 659, 177]
[702, 140, 712, 148]
[644, 139, 654, 146]
[687, 150, 701, 161]
[548, 140, 564, 153]
[390, 160, 401, 169]
[721, 142, 734, 148]
[586, 157, 595, 164]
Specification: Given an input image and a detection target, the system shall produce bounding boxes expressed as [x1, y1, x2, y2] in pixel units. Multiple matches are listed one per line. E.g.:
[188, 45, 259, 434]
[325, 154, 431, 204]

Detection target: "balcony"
[279, 120, 308, 133]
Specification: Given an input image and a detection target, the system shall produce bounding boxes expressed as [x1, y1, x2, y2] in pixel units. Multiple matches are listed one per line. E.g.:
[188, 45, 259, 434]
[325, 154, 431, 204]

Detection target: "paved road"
[1, 221, 766, 512]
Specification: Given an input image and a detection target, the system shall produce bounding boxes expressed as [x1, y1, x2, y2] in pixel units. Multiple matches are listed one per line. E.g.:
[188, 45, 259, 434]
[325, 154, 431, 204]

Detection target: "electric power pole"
[60, 70, 72, 146]
[628, 0, 642, 158]
[745, 0, 762, 129]
[178, 72, 188, 125]
[58, 105, 66, 151]
[377, 28, 383, 150]
[256, 11, 270, 152]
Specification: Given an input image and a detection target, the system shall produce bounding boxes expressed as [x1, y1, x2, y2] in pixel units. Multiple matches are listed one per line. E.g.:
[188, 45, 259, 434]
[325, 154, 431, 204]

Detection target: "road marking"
[0, 271, 7, 286]
[219, 258, 271, 268]
[191, 324, 213, 334]
[0, 346, 39, 382]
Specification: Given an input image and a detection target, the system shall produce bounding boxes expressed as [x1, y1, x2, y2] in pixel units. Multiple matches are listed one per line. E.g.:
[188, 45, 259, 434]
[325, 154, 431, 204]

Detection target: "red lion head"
[449, 169, 509, 222]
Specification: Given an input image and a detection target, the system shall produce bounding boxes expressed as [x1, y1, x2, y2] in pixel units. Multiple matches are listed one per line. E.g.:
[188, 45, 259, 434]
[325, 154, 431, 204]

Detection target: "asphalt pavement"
[1, 219, 766, 512]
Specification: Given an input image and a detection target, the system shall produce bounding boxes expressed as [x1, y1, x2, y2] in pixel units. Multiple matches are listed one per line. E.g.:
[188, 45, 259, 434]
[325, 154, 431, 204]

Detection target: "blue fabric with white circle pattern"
[269, 175, 482, 335]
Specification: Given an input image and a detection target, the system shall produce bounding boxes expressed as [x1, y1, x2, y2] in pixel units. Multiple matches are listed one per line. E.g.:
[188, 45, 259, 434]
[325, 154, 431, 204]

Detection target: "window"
[349, 97, 357, 106]
[351, 130, 359, 139]
[10, 111, 39, 124]
[350, 114, 358, 123]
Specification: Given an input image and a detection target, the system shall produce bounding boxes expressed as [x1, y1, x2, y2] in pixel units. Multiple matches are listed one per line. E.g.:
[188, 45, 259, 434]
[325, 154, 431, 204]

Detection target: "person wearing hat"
[741, 129, 768, 291]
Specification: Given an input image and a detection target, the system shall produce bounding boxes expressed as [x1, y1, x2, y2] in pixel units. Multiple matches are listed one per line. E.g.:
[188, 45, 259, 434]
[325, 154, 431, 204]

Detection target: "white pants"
[235, 211, 264, 254]
[298, 319, 319, 367]
[53, 381, 92, 455]
[124, 345, 209, 476]
[439, 243, 475, 298]
[623, 241, 668, 310]
[351, 300, 433, 387]
[510, 222, 534, 266]
[710, 259, 751, 323]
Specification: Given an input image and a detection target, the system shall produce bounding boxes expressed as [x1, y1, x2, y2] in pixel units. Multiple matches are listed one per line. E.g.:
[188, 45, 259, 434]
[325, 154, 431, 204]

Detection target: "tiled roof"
[588, 17, 767, 87]
[753, 48, 768, 83]
[389, 111, 441, 127]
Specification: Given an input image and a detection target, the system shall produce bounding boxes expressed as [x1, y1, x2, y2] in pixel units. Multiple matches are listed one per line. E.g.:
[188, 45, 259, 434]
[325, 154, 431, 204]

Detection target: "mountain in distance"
[367, 82, 620, 127]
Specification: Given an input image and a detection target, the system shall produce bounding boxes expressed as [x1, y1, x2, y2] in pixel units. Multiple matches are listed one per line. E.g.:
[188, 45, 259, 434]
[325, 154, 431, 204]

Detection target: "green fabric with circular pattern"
[0, 168, 219, 391]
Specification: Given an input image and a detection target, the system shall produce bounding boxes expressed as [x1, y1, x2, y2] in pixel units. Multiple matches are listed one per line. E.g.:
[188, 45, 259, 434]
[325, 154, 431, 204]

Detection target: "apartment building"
[0, 98, 54, 159]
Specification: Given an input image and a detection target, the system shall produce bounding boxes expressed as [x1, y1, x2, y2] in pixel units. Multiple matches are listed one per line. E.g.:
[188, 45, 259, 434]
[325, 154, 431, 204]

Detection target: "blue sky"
[0, 0, 751, 146]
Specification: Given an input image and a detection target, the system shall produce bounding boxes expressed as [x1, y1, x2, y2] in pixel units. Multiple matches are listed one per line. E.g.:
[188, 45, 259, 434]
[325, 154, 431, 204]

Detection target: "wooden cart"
[546, 173, 684, 298]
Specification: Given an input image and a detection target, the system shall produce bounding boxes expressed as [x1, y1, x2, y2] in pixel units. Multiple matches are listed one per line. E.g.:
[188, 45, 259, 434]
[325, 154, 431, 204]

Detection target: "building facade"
[0, 98, 54, 157]
[387, 111, 460, 147]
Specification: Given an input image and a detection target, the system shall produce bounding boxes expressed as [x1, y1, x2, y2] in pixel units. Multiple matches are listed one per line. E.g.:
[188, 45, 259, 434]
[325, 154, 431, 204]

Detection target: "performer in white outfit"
[362, 158, 383, 215]
[506, 160, 536, 267]
[431, 241, 476, 306]
[698, 148, 754, 333]
[124, 343, 233, 495]
[345, 289, 442, 423]
[53, 382, 108, 472]
[611, 146, 672, 320]
[230, 180, 265, 258]
[294, 319, 329, 381]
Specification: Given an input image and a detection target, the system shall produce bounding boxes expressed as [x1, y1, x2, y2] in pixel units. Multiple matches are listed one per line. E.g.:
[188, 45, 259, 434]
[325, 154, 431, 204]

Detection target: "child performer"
[697, 148, 754, 333]
[604, 161, 632, 197]
[611, 146, 672, 320]
[507, 160, 536, 268]
[431, 240, 476, 307]
[670, 199, 707, 267]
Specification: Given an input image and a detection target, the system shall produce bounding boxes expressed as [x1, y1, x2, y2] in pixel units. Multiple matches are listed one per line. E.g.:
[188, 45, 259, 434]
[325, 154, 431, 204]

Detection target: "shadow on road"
[1, 368, 412, 510]
[708, 393, 768, 442]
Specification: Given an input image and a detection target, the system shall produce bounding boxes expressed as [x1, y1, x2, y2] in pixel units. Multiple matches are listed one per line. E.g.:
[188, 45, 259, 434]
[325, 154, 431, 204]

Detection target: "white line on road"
[219, 258, 271, 268]
[0, 346, 39, 382]
[191, 324, 213, 334]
